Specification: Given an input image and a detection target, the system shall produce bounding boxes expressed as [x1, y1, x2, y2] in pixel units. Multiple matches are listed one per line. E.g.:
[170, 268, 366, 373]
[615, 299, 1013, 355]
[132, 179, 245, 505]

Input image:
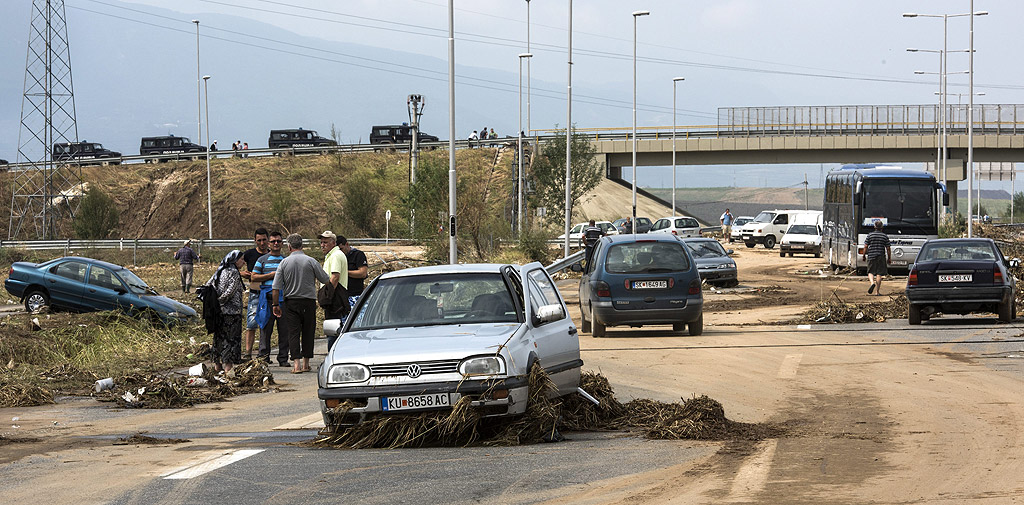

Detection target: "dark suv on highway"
[268, 128, 337, 149]
[53, 141, 122, 165]
[369, 124, 439, 145]
[574, 234, 704, 337]
[140, 135, 206, 157]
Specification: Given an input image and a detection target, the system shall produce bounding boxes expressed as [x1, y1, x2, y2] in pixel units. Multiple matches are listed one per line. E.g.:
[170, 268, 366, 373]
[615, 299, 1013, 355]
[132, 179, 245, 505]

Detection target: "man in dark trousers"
[863, 220, 892, 296]
[272, 234, 330, 374]
[583, 219, 605, 265]
[173, 239, 200, 293]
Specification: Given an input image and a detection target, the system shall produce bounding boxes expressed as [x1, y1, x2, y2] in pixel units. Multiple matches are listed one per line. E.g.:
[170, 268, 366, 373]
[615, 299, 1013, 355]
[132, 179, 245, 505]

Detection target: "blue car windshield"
[605, 242, 691, 273]
[349, 273, 519, 330]
[118, 268, 156, 295]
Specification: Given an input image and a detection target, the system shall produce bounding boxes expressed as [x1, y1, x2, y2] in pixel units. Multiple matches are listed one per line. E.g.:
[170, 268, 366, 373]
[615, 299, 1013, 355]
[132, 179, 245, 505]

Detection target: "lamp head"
[673, 77, 685, 82]
[202, 75, 210, 81]
[632, 10, 650, 17]
[518, 53, 533, 58]
[192, 19, 199, 24]
[902, 13, 917, 18]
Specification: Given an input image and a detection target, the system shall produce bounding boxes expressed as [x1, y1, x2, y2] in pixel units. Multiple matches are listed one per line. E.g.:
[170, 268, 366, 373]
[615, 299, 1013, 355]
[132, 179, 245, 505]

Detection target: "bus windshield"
[861, 179, 936, 235]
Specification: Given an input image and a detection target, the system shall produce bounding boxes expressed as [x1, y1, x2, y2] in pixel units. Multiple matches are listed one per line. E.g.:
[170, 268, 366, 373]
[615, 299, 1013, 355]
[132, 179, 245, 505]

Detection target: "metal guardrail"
[545, 250, 586, 275]
[0, 237, 411, 251]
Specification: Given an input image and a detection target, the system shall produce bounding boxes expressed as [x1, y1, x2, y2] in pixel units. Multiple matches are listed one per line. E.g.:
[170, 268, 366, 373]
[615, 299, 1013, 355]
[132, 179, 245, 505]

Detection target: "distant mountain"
[956, 189, 1011, 200]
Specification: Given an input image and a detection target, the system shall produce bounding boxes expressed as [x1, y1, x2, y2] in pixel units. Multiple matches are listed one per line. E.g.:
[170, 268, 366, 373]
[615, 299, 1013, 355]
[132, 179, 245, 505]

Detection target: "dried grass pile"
[103, 359, 277, 409]
[976, 224, 1024, 307]
[312, 366, 775, 449]
[802, 294, 908, 323]
[0, 371, 54, 407]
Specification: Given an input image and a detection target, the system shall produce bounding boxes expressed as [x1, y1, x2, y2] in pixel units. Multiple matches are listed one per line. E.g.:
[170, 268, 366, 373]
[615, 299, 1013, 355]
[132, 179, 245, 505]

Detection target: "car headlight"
[327, 364, 370, 384]
[458, 356, 505, 377]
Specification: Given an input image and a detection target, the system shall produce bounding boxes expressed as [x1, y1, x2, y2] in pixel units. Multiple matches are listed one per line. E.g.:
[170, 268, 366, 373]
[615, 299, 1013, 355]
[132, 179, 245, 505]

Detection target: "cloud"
[699, 0, 759, 31]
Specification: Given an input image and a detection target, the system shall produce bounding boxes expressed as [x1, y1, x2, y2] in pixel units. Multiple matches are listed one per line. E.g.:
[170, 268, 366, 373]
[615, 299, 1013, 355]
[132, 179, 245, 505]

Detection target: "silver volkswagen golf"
[318, 263, 582, 430]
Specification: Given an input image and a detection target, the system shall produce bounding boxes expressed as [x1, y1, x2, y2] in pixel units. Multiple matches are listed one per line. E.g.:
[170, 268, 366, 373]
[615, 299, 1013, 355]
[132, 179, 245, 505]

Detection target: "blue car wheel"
[25, 289, 49, 313]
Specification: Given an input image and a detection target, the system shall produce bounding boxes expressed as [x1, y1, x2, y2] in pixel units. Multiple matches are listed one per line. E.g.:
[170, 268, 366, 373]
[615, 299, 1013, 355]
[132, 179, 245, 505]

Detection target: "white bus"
[823, 165, 948, 273]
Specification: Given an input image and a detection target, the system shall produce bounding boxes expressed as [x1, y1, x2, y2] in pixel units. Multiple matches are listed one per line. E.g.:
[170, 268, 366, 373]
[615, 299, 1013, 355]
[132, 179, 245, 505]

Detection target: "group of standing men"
[181, 228, 368, 375]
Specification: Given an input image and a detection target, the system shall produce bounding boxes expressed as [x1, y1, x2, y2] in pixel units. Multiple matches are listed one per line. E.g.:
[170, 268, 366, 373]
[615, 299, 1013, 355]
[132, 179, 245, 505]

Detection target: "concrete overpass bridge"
[538, 104, 1024, 212]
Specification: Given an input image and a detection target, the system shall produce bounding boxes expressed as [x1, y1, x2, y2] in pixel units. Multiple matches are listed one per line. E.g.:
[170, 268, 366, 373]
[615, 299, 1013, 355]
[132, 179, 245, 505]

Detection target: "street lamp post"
[517, 53, 533, 236]
[525, 0, 531, 136]
[671, 77, 684, 218]
[192, 20, 201, 144]
[904, 8, 987, 236]
[564, 0, 572, 257]
[631, 10, 649, 235]
[448, 0, 457, 264]
[202, 75, 212, 239]
[908, 49, 945, 183]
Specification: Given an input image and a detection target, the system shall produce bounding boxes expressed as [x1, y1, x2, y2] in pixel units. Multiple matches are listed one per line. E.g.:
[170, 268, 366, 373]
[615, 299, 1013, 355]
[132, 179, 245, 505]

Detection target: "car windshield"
[118, 268, 157, 295]
[684, 240, 727, 258]
[674, 218, 699, 228]
[918, 242, 998, 262]
[605, 242, 691, 273]
[788, 225, 818, 235]
[349, 273, 519, 330]
[735, 218, 752, 226]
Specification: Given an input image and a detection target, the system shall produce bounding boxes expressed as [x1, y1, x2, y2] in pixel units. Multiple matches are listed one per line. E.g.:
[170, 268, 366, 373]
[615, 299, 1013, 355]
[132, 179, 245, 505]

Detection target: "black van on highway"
[268, 128, 337, 149]
[369, 124, 439, 145]
[140, 135, 206, 157]
[53, 141, 122, 165]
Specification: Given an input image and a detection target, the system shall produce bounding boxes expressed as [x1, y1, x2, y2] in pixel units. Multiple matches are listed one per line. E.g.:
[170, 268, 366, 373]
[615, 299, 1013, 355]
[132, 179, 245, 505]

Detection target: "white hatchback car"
[558, 221, 618, 247]
[649, 216, 702, 237]
[729, 216, 754, 243]
[318, 263, 582, 430]
[780, 224, 822, 257]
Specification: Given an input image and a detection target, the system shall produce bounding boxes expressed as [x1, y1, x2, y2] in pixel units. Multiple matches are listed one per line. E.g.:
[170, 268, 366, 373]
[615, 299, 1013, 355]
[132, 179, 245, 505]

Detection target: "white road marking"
[777, 354, 803, 379]
[273, 412, 325, 430]
[162, 449, 264, 480]
[797, 324, 811, 330]
[727, 439, 778, 501]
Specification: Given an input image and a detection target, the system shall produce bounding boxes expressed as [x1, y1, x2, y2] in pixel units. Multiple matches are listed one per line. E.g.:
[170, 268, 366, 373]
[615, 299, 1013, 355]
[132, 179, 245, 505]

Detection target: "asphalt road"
[4, 316, 1024, 504]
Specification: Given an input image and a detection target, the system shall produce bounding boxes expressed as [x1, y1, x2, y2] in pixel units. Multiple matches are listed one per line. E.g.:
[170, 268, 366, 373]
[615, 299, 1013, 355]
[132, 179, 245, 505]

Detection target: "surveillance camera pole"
[408, 94, 424, 235]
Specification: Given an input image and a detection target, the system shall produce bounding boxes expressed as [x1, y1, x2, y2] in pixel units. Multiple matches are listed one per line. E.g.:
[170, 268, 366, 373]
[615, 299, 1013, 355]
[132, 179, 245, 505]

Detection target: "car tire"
[592, 319, 606, 338]
[908, 304, 922, 325]
[814, 252, 821, 258]
[580, 303, 592, 333]
[24, 289, 49, 313]
[763, 235, 776, 249]
[745, 242, 755, 248]
[999, 298, 1013, 322]
[688, 313, 703, 336]
[673, 322, 686, 333]
[779, 251, 785, 258]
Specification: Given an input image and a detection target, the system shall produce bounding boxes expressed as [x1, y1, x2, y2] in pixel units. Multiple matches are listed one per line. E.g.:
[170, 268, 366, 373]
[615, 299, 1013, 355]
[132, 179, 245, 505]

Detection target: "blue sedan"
[4, 256, 197, 324]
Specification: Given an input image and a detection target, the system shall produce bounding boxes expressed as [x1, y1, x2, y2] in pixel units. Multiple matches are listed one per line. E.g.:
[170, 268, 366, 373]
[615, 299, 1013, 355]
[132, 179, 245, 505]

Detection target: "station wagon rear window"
[605, 242, 691, 274]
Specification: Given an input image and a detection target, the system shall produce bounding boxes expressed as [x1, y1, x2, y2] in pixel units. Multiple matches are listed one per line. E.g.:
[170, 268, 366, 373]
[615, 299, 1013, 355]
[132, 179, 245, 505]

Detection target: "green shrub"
[73, 186, 119, 239]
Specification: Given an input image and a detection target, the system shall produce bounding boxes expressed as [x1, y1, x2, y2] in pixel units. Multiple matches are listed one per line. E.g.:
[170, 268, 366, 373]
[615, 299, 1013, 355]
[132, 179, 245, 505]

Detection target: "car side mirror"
[534, 304, 564, 324]
[726, 249, 734, 256]
[570, 263, 583, 273]
[322, 318, 342, 337]
[116, 288, 127, 296]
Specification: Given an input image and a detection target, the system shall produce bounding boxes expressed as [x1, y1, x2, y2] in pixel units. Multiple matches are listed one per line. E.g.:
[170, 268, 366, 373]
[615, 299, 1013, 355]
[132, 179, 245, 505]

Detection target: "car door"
[522, 264, 580, 393]
[43, 260, 88, 309]
[84, 264, 129, 312]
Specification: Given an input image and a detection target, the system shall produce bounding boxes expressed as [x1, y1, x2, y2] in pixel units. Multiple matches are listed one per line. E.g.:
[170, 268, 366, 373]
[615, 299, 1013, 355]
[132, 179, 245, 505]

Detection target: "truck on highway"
[52, 141, 122, 165]
[140, 135, 206, 159]
[268, 128, 337, 149]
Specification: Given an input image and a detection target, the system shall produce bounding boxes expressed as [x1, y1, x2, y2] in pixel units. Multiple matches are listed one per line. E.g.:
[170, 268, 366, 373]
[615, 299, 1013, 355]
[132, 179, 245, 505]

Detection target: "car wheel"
[779, 251, 785, 258]
[745, 242, 755, 248]
[592, 319, 606, 338]
[763, 235, 776, 249]
[814, 252, 821, 258]
[688, 313, 703, 336]
[998, 298, 1013, 322]
[580, 302, 592, 333]
[672, 322, 686, 333]
[725, 279, 739, 288]
[908, 304, 922, 325]
[1014, 300, 1018, 320]
[24, 289, 49, 313]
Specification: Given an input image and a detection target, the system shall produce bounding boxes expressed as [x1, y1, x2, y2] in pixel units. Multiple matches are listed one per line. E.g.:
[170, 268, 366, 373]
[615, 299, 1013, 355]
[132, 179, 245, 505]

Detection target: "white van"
[739, 209, 821, 249]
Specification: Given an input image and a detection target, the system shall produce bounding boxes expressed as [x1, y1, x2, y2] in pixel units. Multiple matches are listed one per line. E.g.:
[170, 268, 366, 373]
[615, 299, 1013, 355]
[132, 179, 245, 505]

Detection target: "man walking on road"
[173, 239, 200, 293]
[271, 234, 330, 374]
[583, 219, 605, 265]
[720, 208, 734, 242]
[863, 220, 892, 295]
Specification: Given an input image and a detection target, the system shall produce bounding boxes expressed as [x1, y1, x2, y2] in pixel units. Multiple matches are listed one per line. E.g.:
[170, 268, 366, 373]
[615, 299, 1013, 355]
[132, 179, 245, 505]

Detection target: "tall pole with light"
[202, 75, 212, 239]
[448, 0, 457, 264]
[517, 53, 533, 236]
[192, 20, 201, 145]
[525, 0, 532, 136]
[564, 0, 572, 257]
[631, 10, 649, 234]
[907, 49, 945, 181]
[671, 77, 684, 218]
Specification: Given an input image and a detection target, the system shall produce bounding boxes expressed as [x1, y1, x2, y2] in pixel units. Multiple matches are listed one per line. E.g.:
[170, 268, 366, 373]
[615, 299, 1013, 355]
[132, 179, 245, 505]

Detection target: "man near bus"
[863, 220, 891, 295]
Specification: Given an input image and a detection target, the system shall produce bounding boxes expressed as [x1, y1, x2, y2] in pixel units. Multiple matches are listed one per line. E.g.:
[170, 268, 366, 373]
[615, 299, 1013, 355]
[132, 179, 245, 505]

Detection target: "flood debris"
[115, 433, 190, 445]
[311, 366, 780, 449]
[802, 293, 909, 323]
[102, 359, 278, 409]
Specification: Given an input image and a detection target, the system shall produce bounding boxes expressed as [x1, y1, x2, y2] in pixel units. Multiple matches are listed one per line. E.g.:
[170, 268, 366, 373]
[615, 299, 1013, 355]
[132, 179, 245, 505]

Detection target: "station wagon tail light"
[907, 269, 918, 286]
[671, 230, 678, 235]
[459, 355, 505, 376]
[688, 279, 701, 295]
[596, 281, 611, 298]
[994, 270, 1003, 284]
[327, 363, 370, 384]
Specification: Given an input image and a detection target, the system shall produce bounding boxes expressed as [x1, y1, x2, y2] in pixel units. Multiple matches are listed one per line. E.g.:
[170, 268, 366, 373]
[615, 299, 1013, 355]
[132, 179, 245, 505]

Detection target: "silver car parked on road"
[318, 263, 582, 429]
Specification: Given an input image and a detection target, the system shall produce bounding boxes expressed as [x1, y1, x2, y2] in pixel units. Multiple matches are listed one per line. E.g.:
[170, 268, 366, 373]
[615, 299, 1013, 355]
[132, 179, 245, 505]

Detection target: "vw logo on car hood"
[406, 364, 422, 378]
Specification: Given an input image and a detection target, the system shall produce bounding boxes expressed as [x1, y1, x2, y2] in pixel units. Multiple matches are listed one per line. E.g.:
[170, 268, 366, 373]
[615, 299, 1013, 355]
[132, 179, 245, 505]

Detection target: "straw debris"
[802, 294, 909, 323]
[102, 359, 278, 409]
[311, 365, 779, 449]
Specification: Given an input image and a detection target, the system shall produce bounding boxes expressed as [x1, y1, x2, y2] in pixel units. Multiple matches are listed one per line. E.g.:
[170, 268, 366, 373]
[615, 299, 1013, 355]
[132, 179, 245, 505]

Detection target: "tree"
[529, 126, 602, 228]
[73, 186, 119, 239]
[1010, 191, 1024, 222]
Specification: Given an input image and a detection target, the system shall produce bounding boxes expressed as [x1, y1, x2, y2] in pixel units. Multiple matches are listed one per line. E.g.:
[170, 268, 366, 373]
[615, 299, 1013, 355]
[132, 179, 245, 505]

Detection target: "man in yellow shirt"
[319, 231, 348, 350]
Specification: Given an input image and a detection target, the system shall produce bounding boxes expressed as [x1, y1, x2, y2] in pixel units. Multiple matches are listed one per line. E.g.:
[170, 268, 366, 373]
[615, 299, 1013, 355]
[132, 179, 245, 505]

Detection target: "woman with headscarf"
[205, 250, 245, 373]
